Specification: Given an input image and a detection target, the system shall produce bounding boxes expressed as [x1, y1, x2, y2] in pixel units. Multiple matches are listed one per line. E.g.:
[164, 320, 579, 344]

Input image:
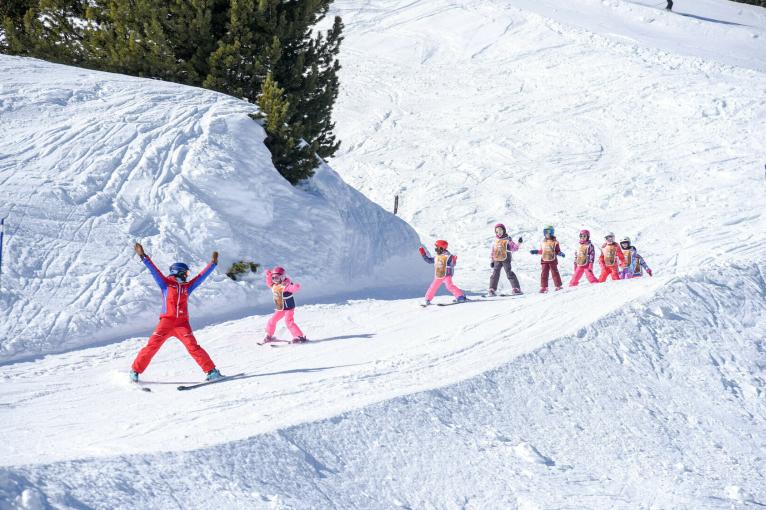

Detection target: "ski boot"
[511, 288, 523, 295]
[454, 295, 467, 303]
[422, 299, 431, 306]
[292, 336, 309, 344]
[555, 286, 563, 291]
[261, 334, 277, 344]
[129, 370, 139, 382]
[487, 289, 497, 297]
[206, 368, 224, 381]
[539, 287, 548, 293]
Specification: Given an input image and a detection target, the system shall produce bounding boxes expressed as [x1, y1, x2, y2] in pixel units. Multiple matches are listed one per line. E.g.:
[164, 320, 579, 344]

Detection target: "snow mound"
[0, 55, 426, 362]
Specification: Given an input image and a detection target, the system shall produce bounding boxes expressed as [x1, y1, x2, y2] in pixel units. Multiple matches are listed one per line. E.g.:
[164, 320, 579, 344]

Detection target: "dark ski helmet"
[543, 225, 555, 237]
[169, 262, 189, 278]
[272, 266, 286, 276]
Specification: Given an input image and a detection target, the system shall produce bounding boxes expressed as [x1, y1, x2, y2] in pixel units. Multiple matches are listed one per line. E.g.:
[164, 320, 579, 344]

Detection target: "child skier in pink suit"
[418, 240, 466, 306]
[263, 266, 308, 343]
[569, 229, 598, 286]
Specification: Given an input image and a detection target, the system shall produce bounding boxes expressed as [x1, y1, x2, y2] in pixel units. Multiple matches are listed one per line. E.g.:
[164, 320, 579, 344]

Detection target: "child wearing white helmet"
[619, 237, 653, 279]
[597, 232, 626, 283]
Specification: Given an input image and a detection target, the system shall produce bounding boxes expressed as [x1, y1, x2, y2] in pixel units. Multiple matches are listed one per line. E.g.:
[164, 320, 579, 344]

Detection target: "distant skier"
[263, 266, 308, 343]
[569, 229, 598, 287]
[619, 237, 653, 279]
[419, 240, 466, 305]
[130, 243, 223, 383]
[529, 225, 565, 293]
[487, 223, 523, 296]
[597, 232, 626, 283]
[666, 0, 673, 11]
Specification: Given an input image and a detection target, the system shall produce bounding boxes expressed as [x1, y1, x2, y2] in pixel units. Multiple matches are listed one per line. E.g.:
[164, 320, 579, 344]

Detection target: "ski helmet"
[579, 229, 590, 243]
[272, 266, 286, 276]
[435, 240, 449, 250]
[620, 236, 631, 247]
[169, 262, 189, 277]
[543, 225, 555, 237]
[495, 223, 506, 237]
[605, 232, 615, 241]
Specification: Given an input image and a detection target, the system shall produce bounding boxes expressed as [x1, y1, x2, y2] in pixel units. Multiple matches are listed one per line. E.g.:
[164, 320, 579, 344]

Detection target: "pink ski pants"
[570, 266, 598, 286]
[425, 276, 464, 301]
[266, 308, 304, 338]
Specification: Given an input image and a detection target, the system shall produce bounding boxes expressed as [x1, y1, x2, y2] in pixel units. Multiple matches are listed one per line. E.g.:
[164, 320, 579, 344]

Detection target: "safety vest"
[493, 238, 509, 262]
[272, 284, 287, 310]
[541, 238, 557, 262]
[622, 248, 633, 269]
[434, 254, 449, 278]
[603, 243, 619, 266]
[575, 243, 590, 267]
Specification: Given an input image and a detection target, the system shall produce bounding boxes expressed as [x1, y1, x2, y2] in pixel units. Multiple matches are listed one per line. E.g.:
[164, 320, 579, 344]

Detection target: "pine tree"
[257, 72, 317, 184]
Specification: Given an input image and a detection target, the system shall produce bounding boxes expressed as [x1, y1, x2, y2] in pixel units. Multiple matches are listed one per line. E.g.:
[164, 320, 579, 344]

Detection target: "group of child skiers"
[128, 224, 652, 383]
[418, 224, 652, 305]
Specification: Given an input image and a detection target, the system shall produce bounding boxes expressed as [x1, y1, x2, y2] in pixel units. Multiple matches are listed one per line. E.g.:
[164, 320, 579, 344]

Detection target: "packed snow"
[2, 0, 766, 508]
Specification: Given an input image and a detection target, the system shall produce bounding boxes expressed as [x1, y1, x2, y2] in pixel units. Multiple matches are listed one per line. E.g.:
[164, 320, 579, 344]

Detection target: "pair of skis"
[421, 293, 523, 307]
[256, 338, 309, 347]
[131, 372, 247, 392]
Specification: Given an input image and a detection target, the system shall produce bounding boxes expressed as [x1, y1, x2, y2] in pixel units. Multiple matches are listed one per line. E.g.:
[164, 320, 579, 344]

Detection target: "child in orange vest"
[529, 225, 565, 292]
[419, 240, 466, 305]
[569, 229, 598, 286]
[598, 232, 626, 282]
[263, 266, 308, 344]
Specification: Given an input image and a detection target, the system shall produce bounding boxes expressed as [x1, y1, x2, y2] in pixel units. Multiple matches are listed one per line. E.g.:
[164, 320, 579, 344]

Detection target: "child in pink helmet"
[418, 240, 466, 306]
[569, 229, 598, 286]
[263, 266, 308, 343]
[488, 223, 523, 296]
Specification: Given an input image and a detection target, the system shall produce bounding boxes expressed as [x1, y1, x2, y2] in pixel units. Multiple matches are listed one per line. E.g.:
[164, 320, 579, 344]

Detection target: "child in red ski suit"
[529, 225, 565, 292]
[598, 232, 626, 283]
[488, 223, 523, 296]
[419, 240, 466, 305]
[130, 243, 222, 382]
[569, 229, 597, 286]
[263, 266, 307, 343]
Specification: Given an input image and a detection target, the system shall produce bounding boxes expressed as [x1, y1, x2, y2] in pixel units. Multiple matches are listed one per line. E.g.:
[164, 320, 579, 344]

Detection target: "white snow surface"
[3, 0, 766, 508]
[0, 56, 425, 363]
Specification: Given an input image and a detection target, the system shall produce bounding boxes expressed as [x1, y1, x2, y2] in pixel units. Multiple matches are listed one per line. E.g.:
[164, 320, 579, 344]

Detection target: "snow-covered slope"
[0, 56, 425, 363]
[2, 0, 766, 507]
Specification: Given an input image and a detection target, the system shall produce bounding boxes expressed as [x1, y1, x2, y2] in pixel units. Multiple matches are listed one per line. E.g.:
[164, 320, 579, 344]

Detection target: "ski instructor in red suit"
[129, 242, 223, 383]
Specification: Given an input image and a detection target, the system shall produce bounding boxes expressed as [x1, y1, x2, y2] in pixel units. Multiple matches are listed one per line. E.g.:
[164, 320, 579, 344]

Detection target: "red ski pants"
[598, 265, 621, 282]
[570, 265, 598, 286]
[132, 319, 215, 374]
[540, 262, 562, 290]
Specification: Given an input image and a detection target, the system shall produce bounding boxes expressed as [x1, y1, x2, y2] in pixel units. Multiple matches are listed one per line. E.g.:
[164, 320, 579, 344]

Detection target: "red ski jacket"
[141, 256, 216, 320]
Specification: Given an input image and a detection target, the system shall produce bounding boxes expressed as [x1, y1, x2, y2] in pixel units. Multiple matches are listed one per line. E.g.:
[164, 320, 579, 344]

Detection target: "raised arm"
[418, 246, 435, 264]
[135, 243, 168, 290]
[188, 251, 218, 294]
